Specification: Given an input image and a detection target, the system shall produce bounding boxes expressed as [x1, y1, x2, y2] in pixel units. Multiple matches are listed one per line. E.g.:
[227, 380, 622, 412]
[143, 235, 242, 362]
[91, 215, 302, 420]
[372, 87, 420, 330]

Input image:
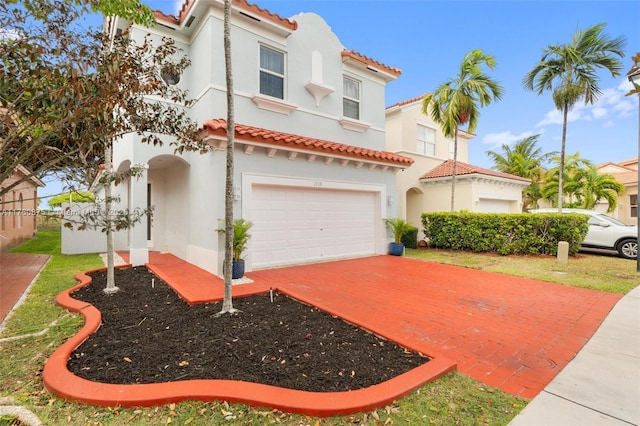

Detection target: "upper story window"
[343, 76, 360, 120]
[260, 45, 285, 99]
[417, 125, 436, 156]
[631, 194, 637, 218]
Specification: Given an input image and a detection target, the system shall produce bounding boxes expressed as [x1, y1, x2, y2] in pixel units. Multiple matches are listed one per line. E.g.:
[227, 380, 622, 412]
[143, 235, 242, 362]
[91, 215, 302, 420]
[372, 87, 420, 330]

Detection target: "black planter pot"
[388, 242, 404, 256]
[232, 259, 245, 279]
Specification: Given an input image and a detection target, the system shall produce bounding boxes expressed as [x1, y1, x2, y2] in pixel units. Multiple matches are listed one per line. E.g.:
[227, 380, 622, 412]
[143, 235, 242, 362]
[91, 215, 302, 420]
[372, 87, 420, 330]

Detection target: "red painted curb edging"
[44, 267, 457, 416]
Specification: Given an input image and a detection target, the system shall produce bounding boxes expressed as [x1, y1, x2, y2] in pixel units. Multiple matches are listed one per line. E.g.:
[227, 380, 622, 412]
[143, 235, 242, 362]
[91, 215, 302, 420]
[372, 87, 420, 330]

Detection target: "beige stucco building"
[598, 158, 638, 225]
[1, 166, 44, 251]
[385, 95, 529, 229]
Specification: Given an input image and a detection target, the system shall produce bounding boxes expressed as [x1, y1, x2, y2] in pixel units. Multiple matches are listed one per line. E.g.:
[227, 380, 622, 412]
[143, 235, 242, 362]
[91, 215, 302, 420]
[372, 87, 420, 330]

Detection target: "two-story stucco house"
[385, 95, 529, 228]
[102, 0, 412, 275]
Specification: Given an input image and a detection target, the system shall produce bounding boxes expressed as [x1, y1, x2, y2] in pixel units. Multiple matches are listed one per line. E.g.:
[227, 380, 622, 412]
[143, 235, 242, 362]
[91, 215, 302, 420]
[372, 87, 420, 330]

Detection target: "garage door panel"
[250, 185, 376, 268]
[478, 198, 511, 213]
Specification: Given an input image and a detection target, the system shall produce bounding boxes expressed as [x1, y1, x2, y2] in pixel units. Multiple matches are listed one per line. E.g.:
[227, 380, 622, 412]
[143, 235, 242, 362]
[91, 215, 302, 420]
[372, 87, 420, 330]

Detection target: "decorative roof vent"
[161, 66, 180, 85]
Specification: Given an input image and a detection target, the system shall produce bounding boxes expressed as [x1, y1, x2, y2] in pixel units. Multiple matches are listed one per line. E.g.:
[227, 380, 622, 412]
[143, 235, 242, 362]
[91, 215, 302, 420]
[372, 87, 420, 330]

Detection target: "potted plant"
[383, 218, 411, 256]
[217, 218, 254, 279]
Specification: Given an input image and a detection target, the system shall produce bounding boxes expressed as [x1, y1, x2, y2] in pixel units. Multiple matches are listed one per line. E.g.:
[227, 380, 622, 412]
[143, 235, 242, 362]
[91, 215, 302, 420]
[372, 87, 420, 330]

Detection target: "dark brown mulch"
[67, 267, 430, 392]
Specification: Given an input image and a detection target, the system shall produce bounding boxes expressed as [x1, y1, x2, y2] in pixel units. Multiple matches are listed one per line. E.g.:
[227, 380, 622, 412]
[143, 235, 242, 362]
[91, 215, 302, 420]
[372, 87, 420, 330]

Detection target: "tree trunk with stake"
[220, 0, 237, 314]
[103, 143, 118, 293]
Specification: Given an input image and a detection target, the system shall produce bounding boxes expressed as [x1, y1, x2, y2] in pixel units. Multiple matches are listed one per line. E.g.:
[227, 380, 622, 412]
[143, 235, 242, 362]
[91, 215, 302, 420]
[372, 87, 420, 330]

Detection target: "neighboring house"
[98, 0, 412, 275]
[597, 157, 638, 225]
[0, 165, 44, 251]
[385, 95, 528, 228]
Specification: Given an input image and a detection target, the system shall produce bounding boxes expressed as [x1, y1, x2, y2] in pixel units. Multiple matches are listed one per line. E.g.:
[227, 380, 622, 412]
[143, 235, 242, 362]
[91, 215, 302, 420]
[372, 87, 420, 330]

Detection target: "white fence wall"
[61, 202, 107, 255]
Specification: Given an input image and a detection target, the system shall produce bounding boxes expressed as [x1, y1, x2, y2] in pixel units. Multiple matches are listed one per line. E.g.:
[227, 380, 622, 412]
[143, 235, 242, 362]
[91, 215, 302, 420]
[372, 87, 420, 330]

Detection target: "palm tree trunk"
[558, 103, 568, 213]
[104, 143, 118, 293]
[450, 128, 458, 212]
[220, 0, 235, 314]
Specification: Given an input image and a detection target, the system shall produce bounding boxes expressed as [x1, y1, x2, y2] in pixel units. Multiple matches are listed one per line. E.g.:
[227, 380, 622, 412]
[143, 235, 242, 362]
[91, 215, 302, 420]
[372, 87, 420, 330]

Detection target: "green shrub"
[401, 225, 418, 249]
[421, 212, 589, 256]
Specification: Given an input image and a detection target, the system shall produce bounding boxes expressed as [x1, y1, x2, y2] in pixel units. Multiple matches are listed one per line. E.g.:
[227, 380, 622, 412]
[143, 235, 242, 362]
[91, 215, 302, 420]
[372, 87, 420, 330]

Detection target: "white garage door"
[250, 185, 377, 268]
[478, 198, 512, 213]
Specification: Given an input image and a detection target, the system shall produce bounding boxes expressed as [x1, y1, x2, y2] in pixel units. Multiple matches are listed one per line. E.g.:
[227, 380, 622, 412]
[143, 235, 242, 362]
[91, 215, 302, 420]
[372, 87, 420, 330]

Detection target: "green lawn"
[17, 230, 640, 424]
[405, 248, 638, 294]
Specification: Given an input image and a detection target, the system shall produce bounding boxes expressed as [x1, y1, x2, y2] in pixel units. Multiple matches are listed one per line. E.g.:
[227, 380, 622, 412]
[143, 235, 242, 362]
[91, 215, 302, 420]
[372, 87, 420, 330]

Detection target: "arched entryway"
[147, 155, 190, 259]
[405, 186, 424, 229]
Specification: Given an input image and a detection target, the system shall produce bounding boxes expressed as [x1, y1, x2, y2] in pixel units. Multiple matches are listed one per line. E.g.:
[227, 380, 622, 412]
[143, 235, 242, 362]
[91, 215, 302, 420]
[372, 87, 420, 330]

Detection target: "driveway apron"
[249, 256, 621, 399]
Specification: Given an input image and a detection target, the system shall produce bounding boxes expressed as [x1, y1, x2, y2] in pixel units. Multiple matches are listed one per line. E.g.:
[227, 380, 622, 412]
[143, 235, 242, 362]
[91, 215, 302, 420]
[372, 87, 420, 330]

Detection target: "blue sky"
[41, 0, 640, 199]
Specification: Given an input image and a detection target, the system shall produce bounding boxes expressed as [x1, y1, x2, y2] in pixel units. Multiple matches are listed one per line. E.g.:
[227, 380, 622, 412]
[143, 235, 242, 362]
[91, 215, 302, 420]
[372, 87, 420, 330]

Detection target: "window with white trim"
[343, 76, 360, 120]
[417, 125, 436, 156]
[448, 138, 455, 159]
[259, 45, 285, 99]
[17, 193, 22, 228]
[631, 194, 637, 218]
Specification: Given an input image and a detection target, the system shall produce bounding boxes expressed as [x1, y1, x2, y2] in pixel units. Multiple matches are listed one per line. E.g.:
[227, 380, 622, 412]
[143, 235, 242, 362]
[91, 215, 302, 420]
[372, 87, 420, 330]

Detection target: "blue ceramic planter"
[388, 242, 404, 256]
[232, 259, 245, 279]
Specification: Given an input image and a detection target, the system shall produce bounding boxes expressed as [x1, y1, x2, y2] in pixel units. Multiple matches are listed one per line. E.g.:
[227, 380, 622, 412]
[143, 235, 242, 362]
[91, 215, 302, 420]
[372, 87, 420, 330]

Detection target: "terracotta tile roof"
[609, 172, 637, 185]
[421, 160, 530, 182]
[618, 157, 639, 169]
[597, 158, 638, 184]
[341, 50, 402, 78]
[202, 119, 414, 167]
[386, 94, 428, 110]
[155, 0, 298, 31]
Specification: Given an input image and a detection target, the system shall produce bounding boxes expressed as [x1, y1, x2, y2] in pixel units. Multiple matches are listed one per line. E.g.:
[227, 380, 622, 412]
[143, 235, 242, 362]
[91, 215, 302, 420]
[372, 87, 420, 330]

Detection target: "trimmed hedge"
[401, 225, 418, 249]
[421, 212, 589, 256]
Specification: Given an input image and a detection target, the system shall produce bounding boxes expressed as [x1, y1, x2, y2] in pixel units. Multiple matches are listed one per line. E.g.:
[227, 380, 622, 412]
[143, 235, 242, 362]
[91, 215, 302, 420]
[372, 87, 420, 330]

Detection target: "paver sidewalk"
[0, 253, 50, 324]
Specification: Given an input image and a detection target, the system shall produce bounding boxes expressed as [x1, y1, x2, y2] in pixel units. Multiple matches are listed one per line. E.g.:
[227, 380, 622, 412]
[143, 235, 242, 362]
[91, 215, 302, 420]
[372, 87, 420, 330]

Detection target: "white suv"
[529, 208, 638, 259]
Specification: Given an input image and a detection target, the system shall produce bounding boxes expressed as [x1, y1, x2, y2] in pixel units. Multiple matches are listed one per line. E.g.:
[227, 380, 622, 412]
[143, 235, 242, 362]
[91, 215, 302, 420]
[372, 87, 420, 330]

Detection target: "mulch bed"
[67, 267, 430, 392]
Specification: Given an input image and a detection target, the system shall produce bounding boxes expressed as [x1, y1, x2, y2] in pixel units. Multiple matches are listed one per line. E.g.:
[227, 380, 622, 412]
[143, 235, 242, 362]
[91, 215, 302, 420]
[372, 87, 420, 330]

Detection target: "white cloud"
[591, 107, 607, 119]
[536, 106, 585, 127]
[534, 82, 635, 127]
[613, 98, 635, 118]
[481, 130, 535, 148]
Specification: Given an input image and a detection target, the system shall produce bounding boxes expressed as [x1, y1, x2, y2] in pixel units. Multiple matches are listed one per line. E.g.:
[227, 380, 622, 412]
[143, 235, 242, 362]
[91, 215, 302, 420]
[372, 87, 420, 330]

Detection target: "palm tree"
[574, 164, 624, 212]
[486, 134, 550, 210]
[541, 153, 590, 208]
[523, 23, 626, 213]
[422, 49, 504, 211]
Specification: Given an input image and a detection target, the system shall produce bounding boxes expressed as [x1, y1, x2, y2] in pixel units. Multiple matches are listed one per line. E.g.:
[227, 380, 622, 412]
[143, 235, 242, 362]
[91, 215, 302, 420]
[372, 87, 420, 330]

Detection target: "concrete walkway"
[509, 285, 640, 425]
[0, 253, 50, 325]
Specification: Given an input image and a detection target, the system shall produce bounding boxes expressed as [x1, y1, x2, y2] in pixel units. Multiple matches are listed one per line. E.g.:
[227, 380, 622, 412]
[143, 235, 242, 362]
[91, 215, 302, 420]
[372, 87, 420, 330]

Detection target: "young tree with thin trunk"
[220, 0, 237, 314]
[0, 0, 155, 195]
[3, 0, 209, 292]
[422, 49, 504, 211]
[523, 23, 626, 213]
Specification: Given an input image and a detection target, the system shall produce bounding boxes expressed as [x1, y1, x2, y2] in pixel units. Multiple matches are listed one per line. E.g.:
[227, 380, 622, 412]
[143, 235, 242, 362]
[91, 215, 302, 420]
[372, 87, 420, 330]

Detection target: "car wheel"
[617, 238, 638, 259]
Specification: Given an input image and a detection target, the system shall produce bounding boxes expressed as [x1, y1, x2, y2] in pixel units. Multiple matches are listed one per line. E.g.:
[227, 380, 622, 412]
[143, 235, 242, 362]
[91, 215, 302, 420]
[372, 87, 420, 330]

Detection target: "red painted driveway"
[44, 253, 621, 414]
